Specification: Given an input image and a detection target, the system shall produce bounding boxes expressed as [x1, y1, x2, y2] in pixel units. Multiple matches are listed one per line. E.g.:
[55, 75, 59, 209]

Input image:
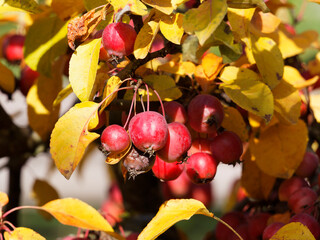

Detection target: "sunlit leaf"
[201, 53, 224, 80]
[159, 13, 183, 45]
[241, 150, 276, 200]
[53, 84, 73, 108]
[310, 88, 320, 123]
[0, 192, 8, 207]
[250, 119, 308, 179]
[138, 199, 213, 240]
[24, 15, 68, 77]
[271, 222, 316, 240]
[134, 20, 160, 59]
[0, 0, 41, 13]
[50, 101, 100, 179]
[41, 198, 124, 239]
[194, 65, 215, 93]
[69, 39, 101, 102]
[171, 0, 189, 9]
[222, 106, 248, 142]
[158, 54, 196, 77]
[251, 11, 281, 34]
[220, 66, 274, 123]
[4, 227, 45, 240]
[109, 0, 148, 15]
[51, 0, 85, 20]
[283, 66, 319, 89]
[142, 0, 173, 15]
[251, 35, 283, 89]
[0, 61, 15, 93]
[227, 0, 269, 12]
[27, 61, 62, 141]
[272, 78, 301, 125]
[106, 143, 132, 165]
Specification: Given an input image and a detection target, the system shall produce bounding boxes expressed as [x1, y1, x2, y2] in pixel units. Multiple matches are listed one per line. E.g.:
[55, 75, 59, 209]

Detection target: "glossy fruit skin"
[289, 213, 320, 239]
[210, 131, 243, 164]
[129, 111, 168, 153]
[247, 213, 271, 240]
[187, 94, 224, 134]
[152, 155, 184, 181]
[288, 187, 317, 214]
[19, 65, 40, 96]
[295, 151, 319, 178]
[101, 124, 130, 153]
[2, 34, 25, 63]
[187, 138, 213, 156]
[102, 22, 137, 57]
[161, 101, 188, 124]
[262, 222, 285, 240]
[186, 152, 218, 184]
[157, 122, 192, 162]
[278, 176, 309, 202]
[215, 211, 247, 240]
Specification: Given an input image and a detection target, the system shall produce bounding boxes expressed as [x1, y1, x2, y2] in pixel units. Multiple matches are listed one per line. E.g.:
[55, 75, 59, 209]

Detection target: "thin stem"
[99, 86, 134, 109]
[213, 216, 243, 240]
[145, 83, 150, 111]
[147, 85, 165, 117]
[3, 221, 15, 231]
[140, 94, 146, 112]
[2, 206, 43, 219]
[84, 229, 89, 238]
[123, 87, 138, 130]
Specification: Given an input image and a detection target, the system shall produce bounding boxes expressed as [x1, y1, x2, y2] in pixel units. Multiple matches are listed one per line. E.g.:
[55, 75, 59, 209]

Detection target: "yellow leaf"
[134, 20, 160, 59]
[183, 0, 227, 45]
[271, 222, 316, 240]
[171, 0, 189, 9]
[0, 61, 15, 93]
[84, 0, 107, 10]
[0, 192, 8, 208]
[106, 143, 132, 165]
[4, 227, 45, 240]
[100, 76, 122, 112]
[41, 198, 123, 239]
[53, 84, 73, 108]
[69, 39, 101, 102]
[27, 62, 62, 141]
[109, 0, 148, 15]
[158, 54, 196, 77]
[138, 199, 213, 240]
[251, 11, 281, 34]
[222, 106, 248, 142]
[250, 120, 308, 179]
[159, 13, 184, 45]
[227, 0, 269, 12]
[272, 78, 301, 125]
[194, 65, 215, 93]
[241, 150, 276, 200]
[251, 35, 283, 89]
[50, 101, 100, 179]
[310, 89, 320, 123]
[201, 53, 224, 80]
[24, 15, 68, 77]
[51, 0, 85, 20]
[227, 8, 255, 48]
[308, 52, 320, 75]
[283, 66, 319, 89]
[220, 66, 274, 123]
[0, 0, 41, 13]
[142, 0, 173, 15]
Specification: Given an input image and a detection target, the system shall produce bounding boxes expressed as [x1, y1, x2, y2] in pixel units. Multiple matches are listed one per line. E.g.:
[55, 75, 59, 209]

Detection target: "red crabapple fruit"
[186, 152, 218, 184]
[128, 111, 168, 155]
[262, 222, 285, 240]
[93, 30, 109, 61]
[295, 151, 319, 178]
[215, 211, 247, 240]
[187, 94, 224, 134]
[157, 122, 192, 162]
[161, 170, 192, 199]
[19, 65, 40, 96]
[101, 124, 130, 154]
[160, 101, 188, 124]
[152, 155, 184, 181]
[2, 34, 25, 63]
[210, 131, 243, 164]
[289, 213, 320, 239]
[278, 176, 309, 202]
[187, 138, 213, 156]
[102, 22, 137, 58]
[288, 187, 317, 214]
[247, 212, 271, 239]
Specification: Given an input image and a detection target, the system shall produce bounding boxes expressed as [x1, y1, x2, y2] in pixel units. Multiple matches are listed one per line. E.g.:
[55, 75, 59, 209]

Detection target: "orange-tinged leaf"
[283, 66, 319, 89]
[158, 54, 196, 77]
[106, 143, 132, 165]
[142, 0, 173, 15]
[310, 88, 320, 123]
[250, 120, 308, 179]
[251, 35, 283, 89]
[4, 227, 45, 240]
[100, 76, 122, 112]
[50, 101, 100, 179]
[41, 198, 123, 239]
[220, 66, 274, 123]
[194, 65, 215, 93]
[268, 212, 291, 225]
[241, 150, 276, 200]
[0, 192, 9, 208]
[159, 13, 184, 45]
[227, 8, 255, 48]
[308, 52, 320, 75]
[272, 78, 301, 125]
[69, 39, 101, 101]
[270, 222, 316, 240]
[222, 107, 248, 142]
[134, 20, 160, 59]
[251, 11, 281, 34]
[0, 61, 15, 93]
[138, 199, 213, 240]
[51, 0, 85, 20]
[201, 53, 224, 80]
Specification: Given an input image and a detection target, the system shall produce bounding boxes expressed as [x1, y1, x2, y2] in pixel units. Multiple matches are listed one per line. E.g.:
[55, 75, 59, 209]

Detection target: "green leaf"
[69, 39, 101, 102]
[0, 0, 41, 13]
[24, 15, 68, 77]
